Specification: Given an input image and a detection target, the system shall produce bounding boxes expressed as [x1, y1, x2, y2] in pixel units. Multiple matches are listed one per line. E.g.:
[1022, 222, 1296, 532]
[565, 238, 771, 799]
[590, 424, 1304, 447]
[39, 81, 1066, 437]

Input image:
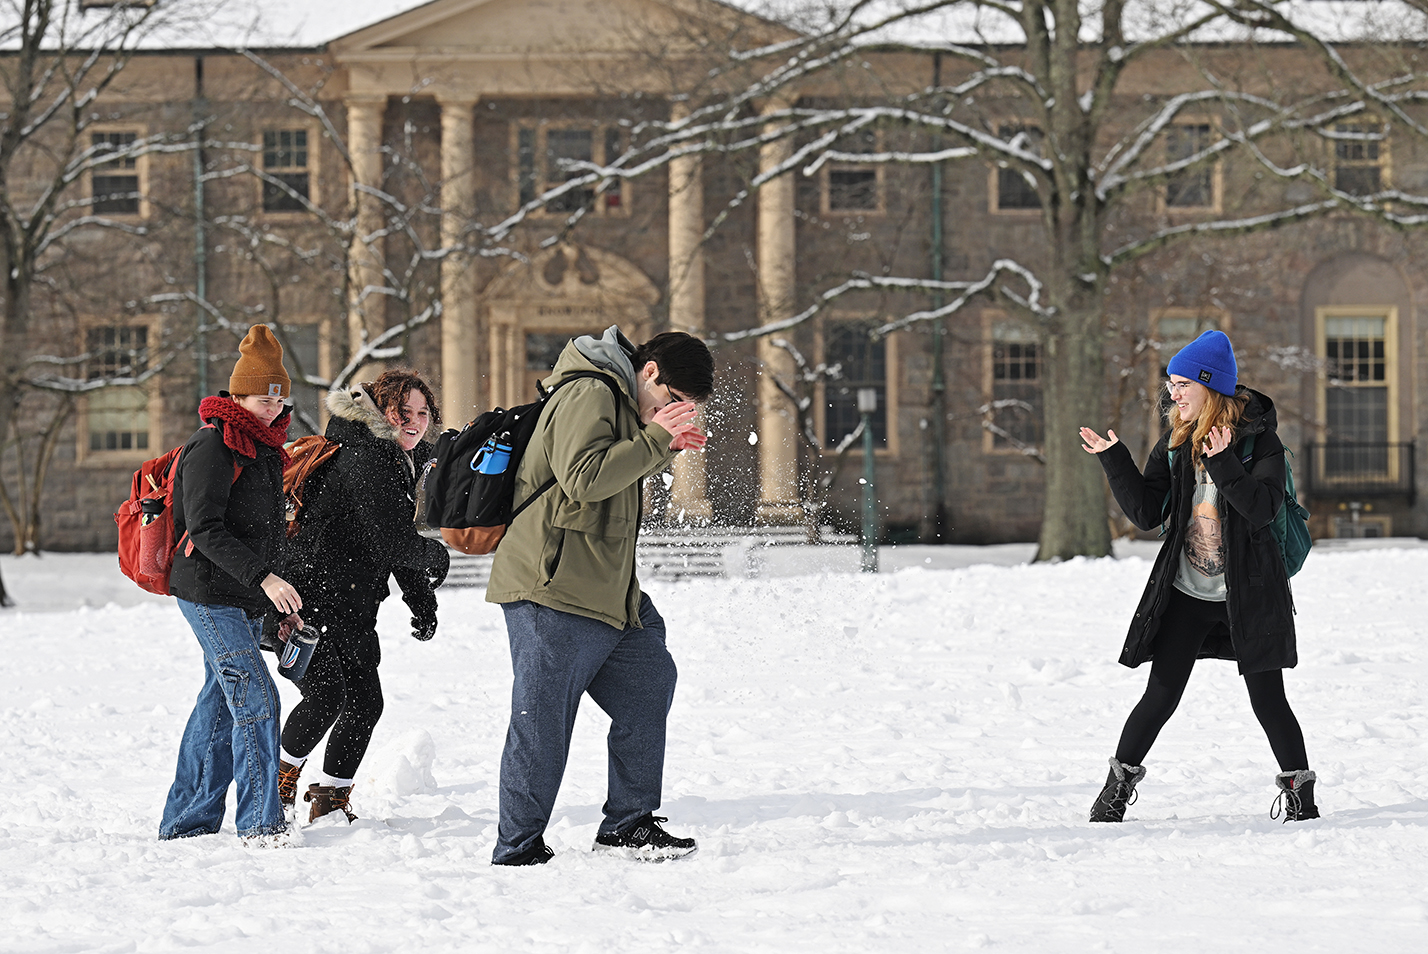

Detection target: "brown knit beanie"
[229, 325, 290, 398]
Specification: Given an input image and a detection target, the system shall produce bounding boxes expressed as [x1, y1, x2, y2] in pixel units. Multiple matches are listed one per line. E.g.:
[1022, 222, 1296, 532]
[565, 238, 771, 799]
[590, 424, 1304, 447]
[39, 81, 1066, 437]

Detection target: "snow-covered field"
[2, 544, 1426, 953]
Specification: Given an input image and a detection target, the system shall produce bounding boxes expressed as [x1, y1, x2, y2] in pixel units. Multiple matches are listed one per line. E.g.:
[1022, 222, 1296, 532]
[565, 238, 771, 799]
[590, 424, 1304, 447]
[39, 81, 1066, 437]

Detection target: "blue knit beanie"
[1167, 330, 1237, 396]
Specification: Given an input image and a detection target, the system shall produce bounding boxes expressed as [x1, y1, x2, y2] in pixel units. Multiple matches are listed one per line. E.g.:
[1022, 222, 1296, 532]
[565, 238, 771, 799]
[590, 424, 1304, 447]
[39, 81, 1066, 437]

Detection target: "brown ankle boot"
[277, 761, 302, 810]
[304, 783, 357, 824]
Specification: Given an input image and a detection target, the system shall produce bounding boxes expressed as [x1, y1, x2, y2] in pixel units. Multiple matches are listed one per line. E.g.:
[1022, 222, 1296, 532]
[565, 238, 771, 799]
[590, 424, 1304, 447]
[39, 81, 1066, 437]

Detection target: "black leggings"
[1115, 588, 1308, 771]
[280, 631, 384, 781]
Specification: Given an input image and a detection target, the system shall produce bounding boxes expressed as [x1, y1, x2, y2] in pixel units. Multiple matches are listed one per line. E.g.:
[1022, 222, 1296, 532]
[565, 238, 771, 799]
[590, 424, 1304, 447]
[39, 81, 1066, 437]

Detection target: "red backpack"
[115, 426, 239, 595]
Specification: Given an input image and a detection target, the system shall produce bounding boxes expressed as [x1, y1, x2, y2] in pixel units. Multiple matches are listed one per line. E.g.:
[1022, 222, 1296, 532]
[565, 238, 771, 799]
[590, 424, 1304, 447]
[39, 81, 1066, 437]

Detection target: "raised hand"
[1080, 427, 1120, 455]
[651, 401, 702, 450]
[1202, 425, 1233, 458]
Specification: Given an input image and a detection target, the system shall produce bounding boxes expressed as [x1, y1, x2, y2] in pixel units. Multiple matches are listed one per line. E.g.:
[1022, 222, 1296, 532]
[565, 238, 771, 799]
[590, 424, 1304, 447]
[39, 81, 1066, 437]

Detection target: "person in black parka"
[1080, 330, 1320, 823]
[160, 324, 304, 845]
[275, 370, 450, 824]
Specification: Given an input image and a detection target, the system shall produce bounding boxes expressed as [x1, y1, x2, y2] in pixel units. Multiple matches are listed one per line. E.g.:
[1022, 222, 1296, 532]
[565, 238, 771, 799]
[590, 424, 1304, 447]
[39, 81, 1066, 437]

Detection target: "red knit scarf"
[198, 396, 292, 468]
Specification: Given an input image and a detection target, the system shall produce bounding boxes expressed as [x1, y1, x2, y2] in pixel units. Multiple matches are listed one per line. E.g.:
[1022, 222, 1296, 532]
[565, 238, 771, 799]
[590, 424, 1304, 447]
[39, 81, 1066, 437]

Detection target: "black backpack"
[423, 371, 621, 555]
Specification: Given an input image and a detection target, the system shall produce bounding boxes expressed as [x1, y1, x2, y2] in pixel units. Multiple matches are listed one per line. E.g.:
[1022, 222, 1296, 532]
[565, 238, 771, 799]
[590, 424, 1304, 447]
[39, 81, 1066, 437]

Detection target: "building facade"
[4, 0, 1427, 552]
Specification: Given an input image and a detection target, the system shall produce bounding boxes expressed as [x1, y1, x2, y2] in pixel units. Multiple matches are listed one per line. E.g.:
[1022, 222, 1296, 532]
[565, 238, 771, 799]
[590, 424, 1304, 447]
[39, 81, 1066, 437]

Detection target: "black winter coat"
[1097, 388, 1297, 675]
[281, 386, 449, 641]
[170, 410, 289, 616]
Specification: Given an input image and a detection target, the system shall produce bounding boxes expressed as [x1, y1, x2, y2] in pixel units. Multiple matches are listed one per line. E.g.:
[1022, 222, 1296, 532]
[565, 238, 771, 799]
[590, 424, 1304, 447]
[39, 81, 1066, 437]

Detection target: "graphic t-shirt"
[1173, 463, 1227, 601]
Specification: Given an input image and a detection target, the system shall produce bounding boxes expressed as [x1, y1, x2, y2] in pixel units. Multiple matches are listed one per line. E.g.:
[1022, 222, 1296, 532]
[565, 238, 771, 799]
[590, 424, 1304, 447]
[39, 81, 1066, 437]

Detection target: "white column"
[755, 107, 802, 525]
[439, 97, 479, 426]
[345, 95, 387, 378]
[666, 104, 712, 522]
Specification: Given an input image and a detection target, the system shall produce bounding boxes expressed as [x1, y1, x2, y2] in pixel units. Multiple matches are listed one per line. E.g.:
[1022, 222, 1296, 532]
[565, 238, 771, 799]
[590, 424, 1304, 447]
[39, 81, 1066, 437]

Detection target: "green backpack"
[1163, 435, 1312, 577]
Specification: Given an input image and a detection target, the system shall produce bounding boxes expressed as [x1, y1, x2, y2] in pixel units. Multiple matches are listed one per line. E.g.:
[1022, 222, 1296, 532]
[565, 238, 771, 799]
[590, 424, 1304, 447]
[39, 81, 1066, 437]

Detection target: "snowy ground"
[2, 543, 1426, 953]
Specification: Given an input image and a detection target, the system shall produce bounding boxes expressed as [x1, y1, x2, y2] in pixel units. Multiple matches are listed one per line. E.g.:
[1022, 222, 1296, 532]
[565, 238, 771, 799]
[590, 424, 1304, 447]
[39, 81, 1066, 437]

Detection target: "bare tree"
[564, 0, 1428, 559]
[0, 1, 231, 601]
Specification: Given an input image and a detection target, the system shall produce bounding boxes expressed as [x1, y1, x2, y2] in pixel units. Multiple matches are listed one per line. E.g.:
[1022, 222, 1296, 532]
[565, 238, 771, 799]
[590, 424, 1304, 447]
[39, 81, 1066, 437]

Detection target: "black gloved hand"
[406, 589, 438, 641]
[412, 610, 437, 641]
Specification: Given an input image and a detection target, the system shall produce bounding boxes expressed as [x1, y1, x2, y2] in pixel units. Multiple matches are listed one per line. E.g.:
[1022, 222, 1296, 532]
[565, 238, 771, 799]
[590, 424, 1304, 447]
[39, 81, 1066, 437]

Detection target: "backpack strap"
[510, 371, 625, 522]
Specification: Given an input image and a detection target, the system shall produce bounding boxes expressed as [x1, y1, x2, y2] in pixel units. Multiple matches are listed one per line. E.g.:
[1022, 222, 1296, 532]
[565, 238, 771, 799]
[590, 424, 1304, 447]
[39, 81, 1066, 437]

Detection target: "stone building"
[3, 0, 1427, 553]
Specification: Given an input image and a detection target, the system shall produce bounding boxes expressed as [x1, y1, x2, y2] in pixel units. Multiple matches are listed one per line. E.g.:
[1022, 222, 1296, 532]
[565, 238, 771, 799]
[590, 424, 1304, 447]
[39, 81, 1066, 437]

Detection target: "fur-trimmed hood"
[326, 384, 401, 443]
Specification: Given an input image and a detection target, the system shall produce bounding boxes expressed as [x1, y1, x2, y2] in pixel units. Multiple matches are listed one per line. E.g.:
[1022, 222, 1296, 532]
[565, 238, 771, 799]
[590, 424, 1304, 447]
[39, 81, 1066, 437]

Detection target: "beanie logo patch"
[268, 383, 283, 397]
[1199, 370, 1213, 384]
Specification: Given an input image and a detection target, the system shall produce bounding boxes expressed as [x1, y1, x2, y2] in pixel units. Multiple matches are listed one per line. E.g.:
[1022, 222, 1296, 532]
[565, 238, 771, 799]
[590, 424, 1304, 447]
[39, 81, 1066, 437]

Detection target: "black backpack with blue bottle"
[423, 371, 620, 555]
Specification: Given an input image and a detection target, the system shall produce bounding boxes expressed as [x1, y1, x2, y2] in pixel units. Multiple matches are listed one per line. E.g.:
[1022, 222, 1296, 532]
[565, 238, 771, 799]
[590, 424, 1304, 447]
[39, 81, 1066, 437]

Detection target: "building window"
[823, 322, 887, 450]
[84, 326, 150, 453]
[1165, 123, 1217, 209]
[1333, 122, 1387, 196]
[986, 322, 1043, 452]
[91, 131, 140, 215]
[991, 125, 1042, 213]
[1320, 312, 1394, 482]
[262, 129, 312, 212]
[823, 128, 882, 214]
[515, 124, 626, 215]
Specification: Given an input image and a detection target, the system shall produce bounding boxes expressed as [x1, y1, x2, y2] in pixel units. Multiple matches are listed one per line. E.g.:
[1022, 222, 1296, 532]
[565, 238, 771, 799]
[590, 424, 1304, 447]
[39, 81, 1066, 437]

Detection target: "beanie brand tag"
[1198, 370, 1213, 384]
[268, 383, 283, 397]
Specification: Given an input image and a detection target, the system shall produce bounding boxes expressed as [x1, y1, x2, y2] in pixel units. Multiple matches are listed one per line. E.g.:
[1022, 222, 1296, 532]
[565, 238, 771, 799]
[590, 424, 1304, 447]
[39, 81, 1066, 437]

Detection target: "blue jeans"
[160, 599, 285, 839]
[493, 595, 677, 863]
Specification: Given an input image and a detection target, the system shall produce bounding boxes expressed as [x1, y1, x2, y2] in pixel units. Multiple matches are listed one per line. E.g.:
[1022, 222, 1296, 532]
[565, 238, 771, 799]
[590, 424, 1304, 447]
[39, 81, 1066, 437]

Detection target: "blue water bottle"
[474, 437, 512, 475]
[277, 625, 319, 682]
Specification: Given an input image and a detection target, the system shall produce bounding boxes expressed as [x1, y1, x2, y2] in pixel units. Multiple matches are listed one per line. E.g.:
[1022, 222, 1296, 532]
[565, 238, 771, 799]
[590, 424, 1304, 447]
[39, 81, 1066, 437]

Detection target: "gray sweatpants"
[493, 594, 677, 862]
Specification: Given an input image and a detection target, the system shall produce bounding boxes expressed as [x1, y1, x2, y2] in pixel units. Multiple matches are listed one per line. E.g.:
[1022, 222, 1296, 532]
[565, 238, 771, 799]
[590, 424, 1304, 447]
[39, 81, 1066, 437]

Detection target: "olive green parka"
[485, 328, 677, 628]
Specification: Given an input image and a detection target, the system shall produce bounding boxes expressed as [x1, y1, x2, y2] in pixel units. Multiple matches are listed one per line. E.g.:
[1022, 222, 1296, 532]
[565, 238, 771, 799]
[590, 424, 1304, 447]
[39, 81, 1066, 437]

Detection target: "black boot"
[1272, 770, 1320, 822]
[1089, 757, 1146, 823]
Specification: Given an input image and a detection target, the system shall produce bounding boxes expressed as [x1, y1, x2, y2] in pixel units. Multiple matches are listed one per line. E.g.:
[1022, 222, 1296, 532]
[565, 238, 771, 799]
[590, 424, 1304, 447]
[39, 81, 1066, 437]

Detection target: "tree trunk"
[1036, 303, 1114, 561]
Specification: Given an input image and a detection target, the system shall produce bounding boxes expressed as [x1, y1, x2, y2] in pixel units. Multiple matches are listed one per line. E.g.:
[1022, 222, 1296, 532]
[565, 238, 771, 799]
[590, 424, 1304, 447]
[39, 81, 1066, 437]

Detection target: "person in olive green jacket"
[487, 326, 712, 866]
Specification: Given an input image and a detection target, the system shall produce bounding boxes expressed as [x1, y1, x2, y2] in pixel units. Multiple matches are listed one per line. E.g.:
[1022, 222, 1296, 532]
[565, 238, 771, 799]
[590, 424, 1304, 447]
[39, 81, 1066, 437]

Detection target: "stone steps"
[440, 525, 857, 587]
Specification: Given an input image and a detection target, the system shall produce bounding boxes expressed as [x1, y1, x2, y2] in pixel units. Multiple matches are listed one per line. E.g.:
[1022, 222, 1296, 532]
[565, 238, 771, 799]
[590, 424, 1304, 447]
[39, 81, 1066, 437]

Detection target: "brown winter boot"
[277, 761, 302, 812]
[305, 783, 357, 824]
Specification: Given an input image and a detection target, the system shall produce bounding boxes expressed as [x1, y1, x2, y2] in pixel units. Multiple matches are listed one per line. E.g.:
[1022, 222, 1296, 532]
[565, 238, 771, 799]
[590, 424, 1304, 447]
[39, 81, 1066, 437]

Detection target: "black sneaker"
[492, 837, 554, 866]
[593, 814, 697, 861]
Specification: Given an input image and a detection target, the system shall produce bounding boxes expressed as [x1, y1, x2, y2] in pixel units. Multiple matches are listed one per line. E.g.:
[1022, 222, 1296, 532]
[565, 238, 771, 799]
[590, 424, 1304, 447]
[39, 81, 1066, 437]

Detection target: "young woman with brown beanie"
[1079, 330, 1319, 824]
[159, 325, 303, 845]
[273, 369, 450, 825]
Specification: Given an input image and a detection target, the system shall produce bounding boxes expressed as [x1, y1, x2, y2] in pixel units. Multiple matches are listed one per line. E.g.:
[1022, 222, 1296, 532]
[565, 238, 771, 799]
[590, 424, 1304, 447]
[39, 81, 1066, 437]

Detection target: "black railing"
[1303, 442, 1415, 499]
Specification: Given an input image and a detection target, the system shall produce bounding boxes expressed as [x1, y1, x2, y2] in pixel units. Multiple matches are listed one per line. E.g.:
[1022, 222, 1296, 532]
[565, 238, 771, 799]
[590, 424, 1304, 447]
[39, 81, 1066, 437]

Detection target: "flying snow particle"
[748, 431, 759, 445]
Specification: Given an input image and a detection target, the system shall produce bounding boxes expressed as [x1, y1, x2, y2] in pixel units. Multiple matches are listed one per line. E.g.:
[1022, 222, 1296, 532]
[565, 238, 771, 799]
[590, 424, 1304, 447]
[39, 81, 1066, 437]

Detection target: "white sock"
[319, 772, 355, 788]
[280, 749, 307, 768]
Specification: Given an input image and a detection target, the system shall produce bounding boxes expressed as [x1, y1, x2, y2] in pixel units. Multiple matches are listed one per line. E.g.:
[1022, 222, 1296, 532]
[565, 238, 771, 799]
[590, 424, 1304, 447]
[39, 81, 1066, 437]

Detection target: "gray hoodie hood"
[572, 325, 639, 398]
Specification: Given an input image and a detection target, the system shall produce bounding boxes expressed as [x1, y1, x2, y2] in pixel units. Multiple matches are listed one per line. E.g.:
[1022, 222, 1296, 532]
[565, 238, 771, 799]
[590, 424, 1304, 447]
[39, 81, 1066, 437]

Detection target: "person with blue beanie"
[1078, 329, 1320, 823]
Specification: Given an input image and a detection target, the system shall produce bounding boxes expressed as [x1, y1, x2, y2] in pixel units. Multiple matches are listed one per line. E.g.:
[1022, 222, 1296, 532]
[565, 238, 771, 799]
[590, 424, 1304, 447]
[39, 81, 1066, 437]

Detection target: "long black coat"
[281, 386, 449, 650]
[170, 409, 289, 616]
[1097, 388, 1296, 675]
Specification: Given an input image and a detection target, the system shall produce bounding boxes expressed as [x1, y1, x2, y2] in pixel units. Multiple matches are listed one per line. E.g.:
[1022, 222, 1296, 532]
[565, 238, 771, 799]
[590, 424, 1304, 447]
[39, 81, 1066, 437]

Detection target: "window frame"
[814, 316, 900, 458]
[87, 126, 149, 219]
[988, 123, 1043, 216]
[981, 311, 1045, 455]
[511, 121, 630, 217]
[1330, 118, 1391, 197]
[820, 128, 885, 216]
[1160, 118, 1223, 214]
[258, 125, 320, 216]
[1315, 304, 1400, 451]
[76, 315, 164, 467]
